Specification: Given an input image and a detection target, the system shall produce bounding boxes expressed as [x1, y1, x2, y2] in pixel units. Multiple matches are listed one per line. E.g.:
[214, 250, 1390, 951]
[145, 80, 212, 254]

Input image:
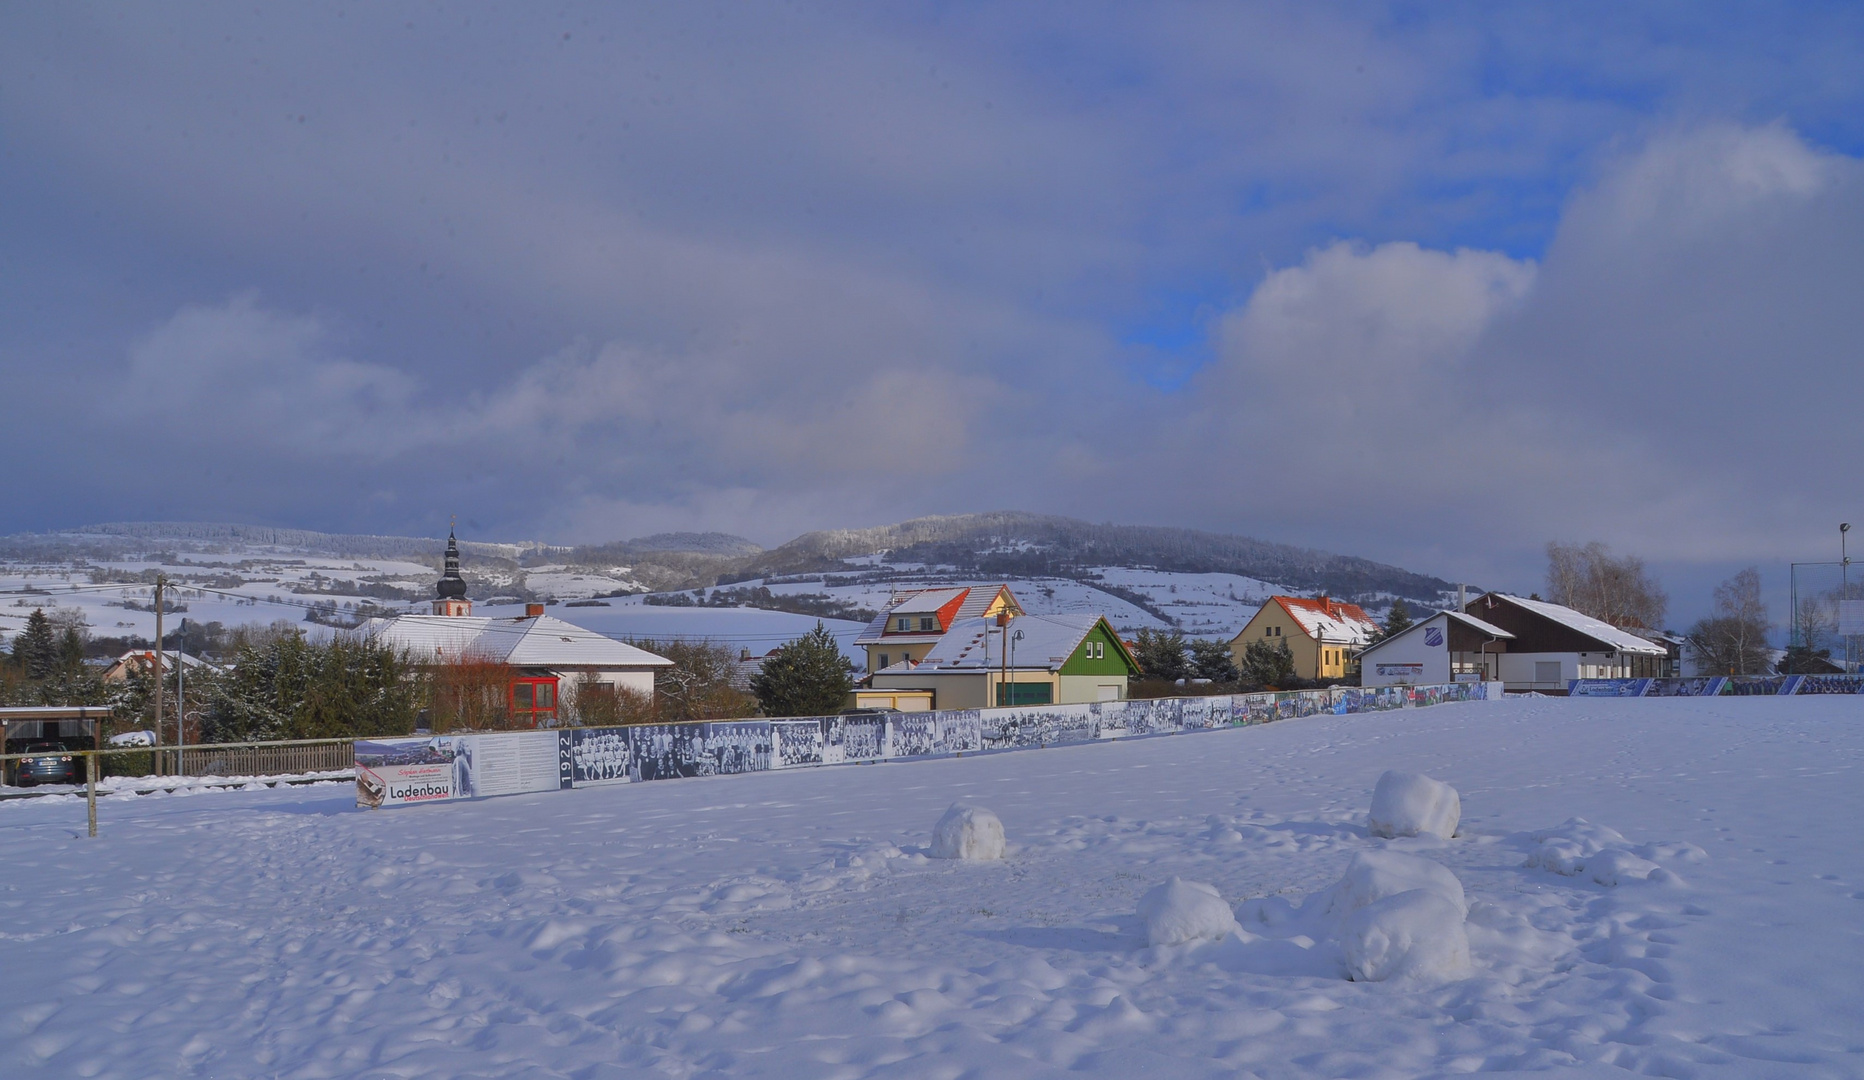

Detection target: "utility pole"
[152, 575, 165, 775]
[996, 609, 1011, 707]
[176, 616, 187, 774]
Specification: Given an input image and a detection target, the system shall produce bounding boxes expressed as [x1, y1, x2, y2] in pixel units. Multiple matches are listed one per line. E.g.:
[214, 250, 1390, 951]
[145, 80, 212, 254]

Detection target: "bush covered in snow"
[929, 804, 1006, 860]
[1137, 877, 1238, 946]
[1337, 889, 1471, 983]
[1367, 770, 1460, 839]
[1320, 850, 1468, 923]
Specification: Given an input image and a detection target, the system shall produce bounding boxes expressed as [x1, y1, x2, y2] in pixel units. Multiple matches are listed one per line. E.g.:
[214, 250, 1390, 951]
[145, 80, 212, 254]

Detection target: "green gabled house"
[867, 612, 1141, 709]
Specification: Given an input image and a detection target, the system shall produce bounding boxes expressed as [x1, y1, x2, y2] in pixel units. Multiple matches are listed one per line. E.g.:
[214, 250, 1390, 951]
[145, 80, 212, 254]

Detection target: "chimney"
[525, 603, 545, 618]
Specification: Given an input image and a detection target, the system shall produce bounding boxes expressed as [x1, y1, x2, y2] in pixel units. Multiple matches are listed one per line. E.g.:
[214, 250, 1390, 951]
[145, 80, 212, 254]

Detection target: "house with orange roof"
[852, 584, 1023, 673]
[1227, 595, 1380, 681]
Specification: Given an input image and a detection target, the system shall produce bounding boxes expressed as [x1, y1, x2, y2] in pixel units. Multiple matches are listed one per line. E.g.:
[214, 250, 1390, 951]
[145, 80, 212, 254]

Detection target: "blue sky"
[3, 2, 1862, 625]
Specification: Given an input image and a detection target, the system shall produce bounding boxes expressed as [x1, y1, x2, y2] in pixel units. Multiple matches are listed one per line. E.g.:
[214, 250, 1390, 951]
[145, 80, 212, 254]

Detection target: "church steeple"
[432, 527, 472, 616]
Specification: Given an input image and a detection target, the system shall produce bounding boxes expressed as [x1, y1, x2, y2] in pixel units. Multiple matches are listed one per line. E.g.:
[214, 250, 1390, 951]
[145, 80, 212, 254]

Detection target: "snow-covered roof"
[899, 613, 1121, 673]
[1360, 610, 1515, 655]
[1268, 596, 1380, 646]
[1474, 594, 1667, 655]
[854, 584, 1022, 646]
[362, 614, 672, 669]
[890, 587, 967, 614]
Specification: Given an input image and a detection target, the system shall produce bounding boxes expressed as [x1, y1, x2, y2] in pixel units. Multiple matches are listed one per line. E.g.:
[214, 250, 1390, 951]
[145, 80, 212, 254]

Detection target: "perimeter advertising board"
[360, 681, 1500, 809]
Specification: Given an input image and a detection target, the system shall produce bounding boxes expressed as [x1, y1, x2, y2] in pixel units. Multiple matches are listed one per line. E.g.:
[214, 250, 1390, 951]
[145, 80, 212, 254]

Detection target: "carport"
[1, 706, 110, 785]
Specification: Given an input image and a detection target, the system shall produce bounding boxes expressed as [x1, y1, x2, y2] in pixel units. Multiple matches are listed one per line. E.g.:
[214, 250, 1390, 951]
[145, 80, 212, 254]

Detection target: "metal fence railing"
[0, 738, 359, 837]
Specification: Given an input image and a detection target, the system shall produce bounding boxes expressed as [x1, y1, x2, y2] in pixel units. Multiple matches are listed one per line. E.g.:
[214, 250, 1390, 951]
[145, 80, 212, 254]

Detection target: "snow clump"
[928, 804, 1006, 861]
[1367, 770, 1461, 839]
[1523, 818, 1669, 885]
[1136, 877, 1238, 946]
[1337, 889, 1471, 983]
[1321, 850, 1468, 922]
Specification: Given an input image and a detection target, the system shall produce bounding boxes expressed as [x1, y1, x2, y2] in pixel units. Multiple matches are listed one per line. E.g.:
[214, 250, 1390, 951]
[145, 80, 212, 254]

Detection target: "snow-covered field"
[3, 696, 1859, 1078]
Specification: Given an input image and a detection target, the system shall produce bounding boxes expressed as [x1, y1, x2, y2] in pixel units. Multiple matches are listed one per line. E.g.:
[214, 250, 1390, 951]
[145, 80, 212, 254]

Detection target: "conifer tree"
[1380, 599, 1414, 642]
[750, 622, 853, 718]
[10, 609, 58, 681]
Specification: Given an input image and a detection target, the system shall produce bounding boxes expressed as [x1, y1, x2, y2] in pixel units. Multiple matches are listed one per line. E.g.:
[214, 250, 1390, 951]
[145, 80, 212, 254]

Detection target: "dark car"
[14, 743, 80, 787]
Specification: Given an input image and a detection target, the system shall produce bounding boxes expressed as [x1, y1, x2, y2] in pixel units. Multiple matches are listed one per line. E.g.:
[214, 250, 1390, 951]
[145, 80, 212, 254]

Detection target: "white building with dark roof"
[1356, 610, 1515, 687]
[1455, 592, 1668, 693]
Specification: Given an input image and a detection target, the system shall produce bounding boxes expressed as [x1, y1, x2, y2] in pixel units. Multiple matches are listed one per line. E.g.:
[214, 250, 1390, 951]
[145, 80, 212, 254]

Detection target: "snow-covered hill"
[0, 518, 1457, 655]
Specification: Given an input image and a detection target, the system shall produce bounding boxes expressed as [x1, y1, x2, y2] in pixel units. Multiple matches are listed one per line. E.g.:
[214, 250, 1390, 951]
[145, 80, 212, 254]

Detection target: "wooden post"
[86, 752, 97, 838]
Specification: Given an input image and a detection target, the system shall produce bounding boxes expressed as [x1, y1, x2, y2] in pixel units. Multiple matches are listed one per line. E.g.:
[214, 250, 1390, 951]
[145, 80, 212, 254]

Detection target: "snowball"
[928, 804, 1006, 861]
[1322, 850, 1467, 921]
[1367, 770, 1461, 840]
[1337, 889, 1470, 983]
[1136, 877, 1238, 946]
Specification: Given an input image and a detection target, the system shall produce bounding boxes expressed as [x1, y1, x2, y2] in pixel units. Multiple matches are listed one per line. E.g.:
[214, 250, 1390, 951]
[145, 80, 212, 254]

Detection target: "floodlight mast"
[1844, 523, 1853, 673]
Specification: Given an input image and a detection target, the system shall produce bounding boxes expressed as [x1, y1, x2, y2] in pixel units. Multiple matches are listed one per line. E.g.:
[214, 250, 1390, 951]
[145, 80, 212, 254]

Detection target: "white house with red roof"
[361, 532, 670, 725]
[853, 584, 1023, 673]
[1227, 595, 1380, 681]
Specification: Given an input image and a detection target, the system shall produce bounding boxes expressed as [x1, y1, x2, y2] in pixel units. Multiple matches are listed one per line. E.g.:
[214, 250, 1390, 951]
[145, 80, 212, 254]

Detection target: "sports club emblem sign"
[1423, 627, 1444, 648]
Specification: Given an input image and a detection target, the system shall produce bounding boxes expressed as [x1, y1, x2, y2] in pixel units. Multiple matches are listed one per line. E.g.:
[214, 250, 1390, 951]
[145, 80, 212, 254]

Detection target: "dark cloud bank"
[2, 4, 1861, 623]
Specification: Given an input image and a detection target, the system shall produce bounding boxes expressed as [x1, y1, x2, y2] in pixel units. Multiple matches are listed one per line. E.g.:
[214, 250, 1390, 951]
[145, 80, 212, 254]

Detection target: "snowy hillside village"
[0, 517, 1842, 726]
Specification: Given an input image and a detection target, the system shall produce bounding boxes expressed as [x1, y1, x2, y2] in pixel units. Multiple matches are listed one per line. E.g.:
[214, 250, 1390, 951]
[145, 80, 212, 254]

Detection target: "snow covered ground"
[3, 695, 1859, 1079]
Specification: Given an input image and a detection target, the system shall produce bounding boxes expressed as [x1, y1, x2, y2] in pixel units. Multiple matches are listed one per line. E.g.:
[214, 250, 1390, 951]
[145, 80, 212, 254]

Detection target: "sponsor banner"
[1375, 663, 1425, 680]
[705, 721, 774, 774]
[355, 736, 458, 808]
[772, 720, 825, 768]
[1723, 676, 1796, 696]
[562, 726, 635, 787]
[886, 713, 936, 758]
[934, 709, 983, 753]
[1643, 677, 1728, 698]
[820, 716, 848, 765]
[457, 730, 561, 800]
[840, 716, 886, 761]
[1793, 674, 1864, 695]
[629, 723, 708, 781]
[1567, 679, 1651, 697]
[1236, 692, 1278, 724]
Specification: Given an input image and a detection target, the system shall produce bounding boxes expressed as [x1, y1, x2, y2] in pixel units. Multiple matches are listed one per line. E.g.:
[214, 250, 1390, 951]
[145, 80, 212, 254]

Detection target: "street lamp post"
[1843, 523, 1853, 673]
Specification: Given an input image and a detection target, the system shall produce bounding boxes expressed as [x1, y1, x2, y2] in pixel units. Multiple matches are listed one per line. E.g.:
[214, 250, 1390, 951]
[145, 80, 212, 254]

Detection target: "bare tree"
[1686, 567, 1772, 676]
[1545, 541, 1668, 629]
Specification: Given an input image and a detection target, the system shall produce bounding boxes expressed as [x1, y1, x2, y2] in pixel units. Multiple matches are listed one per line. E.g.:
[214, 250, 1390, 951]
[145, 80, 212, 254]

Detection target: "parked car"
[838, 706, 901, 717]
[14, 743, 80, 787]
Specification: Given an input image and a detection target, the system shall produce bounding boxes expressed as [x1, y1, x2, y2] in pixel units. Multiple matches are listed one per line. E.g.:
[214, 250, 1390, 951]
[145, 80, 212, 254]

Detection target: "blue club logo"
[1423, 627, 1444, 647]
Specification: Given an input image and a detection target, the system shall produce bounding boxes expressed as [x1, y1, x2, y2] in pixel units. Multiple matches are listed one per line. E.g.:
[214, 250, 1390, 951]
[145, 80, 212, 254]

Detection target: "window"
[896, 617, 911, 631]
[877, 653, 890, 669]
[1095, 641, 1104, 659]
[510, 676, 560, 726]
[919, 616, 935, 631]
